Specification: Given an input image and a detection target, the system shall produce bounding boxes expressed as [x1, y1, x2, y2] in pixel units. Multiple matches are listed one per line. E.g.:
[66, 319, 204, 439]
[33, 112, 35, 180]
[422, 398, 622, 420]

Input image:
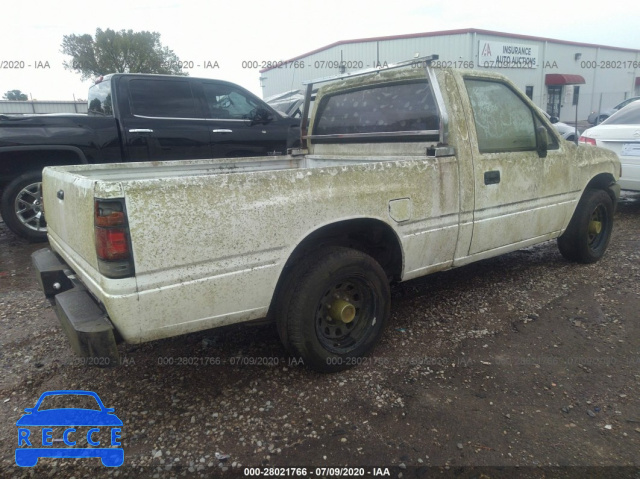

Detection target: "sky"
[1, 0, 639, 101]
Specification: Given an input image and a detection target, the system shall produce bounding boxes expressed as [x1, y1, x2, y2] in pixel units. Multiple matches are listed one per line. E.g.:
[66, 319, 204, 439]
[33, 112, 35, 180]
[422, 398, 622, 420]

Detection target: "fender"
[267, 216, 405, 320]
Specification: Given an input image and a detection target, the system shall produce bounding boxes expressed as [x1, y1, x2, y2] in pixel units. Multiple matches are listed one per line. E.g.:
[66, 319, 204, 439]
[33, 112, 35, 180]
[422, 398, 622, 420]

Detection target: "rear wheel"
[0, 171, 47, 241]
[276, 247, 390, 372]
[557, 189, 613, 263]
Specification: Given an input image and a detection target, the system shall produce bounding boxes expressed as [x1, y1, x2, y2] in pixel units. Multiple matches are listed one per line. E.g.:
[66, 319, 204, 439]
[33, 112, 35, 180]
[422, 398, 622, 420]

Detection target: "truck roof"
[91, 72, 252, 89]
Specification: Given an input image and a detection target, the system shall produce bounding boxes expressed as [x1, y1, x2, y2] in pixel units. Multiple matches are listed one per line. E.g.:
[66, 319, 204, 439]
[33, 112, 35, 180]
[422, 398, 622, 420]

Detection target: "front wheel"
[557, 189, 613, 263]
[277, 247, 391, 372]
[1, 171, 48, 241]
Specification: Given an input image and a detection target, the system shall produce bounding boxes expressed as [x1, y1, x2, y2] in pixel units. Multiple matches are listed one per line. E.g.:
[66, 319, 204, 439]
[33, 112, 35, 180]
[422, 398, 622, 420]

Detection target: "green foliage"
[3, 90, 28, 101]
[61, 28, 186, 79]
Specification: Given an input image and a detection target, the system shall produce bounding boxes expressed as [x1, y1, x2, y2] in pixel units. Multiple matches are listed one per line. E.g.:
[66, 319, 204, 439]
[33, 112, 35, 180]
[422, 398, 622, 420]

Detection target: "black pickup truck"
[0, 73, 300, 241]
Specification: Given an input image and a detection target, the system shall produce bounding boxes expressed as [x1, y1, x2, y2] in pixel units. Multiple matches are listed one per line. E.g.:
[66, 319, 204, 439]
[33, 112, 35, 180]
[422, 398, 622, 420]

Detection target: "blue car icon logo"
[16, 390, 123, 467]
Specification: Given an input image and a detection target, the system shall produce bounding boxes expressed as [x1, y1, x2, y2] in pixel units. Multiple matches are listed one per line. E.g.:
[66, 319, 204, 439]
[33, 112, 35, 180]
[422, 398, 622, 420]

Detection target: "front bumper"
[31, 248, 120, 366]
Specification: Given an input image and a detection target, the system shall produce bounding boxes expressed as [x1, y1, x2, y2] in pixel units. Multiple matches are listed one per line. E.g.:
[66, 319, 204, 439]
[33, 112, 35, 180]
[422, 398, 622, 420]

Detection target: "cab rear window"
[313, 81, 440, 140]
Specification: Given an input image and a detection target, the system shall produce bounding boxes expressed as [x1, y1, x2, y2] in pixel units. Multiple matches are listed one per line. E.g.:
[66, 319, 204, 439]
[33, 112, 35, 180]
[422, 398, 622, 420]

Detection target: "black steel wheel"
[314, 276, 376, 354]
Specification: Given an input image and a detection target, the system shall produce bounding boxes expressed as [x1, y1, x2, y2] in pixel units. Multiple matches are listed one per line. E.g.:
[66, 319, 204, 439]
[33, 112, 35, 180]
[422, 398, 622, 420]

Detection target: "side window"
[88, 81, 113, 116]
[129, 79, 199, 118]
[314, 81, 439, 138]
[202, 83, 261, 120]
[464, 79, 536, 153]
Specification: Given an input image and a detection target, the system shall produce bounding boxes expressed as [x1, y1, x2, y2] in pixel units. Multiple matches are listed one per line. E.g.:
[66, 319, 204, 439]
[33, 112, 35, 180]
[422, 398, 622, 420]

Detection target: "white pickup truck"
[33, 57, 621, 372]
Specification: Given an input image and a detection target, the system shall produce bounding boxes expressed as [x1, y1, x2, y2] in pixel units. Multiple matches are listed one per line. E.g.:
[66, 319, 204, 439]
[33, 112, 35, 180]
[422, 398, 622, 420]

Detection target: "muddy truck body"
[33, 59, 620, 371]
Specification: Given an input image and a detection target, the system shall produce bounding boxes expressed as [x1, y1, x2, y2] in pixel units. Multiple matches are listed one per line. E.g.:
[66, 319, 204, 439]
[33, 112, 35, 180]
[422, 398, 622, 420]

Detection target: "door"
[463, 78, 572, 257]
[198, 81, 292, 158]
[120, 77, 212, 162]
[546, 85, 562, 118]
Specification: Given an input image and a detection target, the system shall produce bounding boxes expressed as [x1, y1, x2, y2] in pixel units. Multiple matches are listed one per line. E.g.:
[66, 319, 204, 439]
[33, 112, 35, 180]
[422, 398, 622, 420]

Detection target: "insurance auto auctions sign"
[478, 41, 539, 69]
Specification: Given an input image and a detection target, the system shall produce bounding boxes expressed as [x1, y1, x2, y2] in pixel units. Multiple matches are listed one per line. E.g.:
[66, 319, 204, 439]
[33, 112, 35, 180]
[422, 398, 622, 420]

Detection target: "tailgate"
[42, 167, 105, 274]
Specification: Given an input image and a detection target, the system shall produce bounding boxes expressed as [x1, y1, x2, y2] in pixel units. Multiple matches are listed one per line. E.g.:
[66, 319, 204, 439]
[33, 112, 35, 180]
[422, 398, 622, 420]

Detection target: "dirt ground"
[0, 193, 639, 479]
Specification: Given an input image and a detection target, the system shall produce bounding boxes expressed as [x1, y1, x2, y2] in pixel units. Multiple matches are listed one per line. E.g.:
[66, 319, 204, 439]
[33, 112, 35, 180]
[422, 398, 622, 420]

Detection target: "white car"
[587, 96, 640, 125]
[580, 100, 640, 191]
[539, 109, 580, 142]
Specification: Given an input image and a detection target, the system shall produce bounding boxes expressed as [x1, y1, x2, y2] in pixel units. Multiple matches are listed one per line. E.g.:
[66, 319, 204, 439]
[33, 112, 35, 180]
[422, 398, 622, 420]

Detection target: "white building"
[260, 28, 640, 123]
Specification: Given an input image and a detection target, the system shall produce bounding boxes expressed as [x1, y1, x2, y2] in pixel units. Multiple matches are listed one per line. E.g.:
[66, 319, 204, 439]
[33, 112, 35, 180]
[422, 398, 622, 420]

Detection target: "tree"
[61, 28, 186, 79]
[3, 90, 28, 101]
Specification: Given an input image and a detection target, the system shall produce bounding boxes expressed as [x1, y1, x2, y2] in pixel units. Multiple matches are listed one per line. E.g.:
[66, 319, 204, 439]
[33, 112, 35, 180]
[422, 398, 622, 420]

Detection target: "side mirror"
[250, 108, 273, 125]
[536, 126, 548, 158]
[549, 116, 559, 124]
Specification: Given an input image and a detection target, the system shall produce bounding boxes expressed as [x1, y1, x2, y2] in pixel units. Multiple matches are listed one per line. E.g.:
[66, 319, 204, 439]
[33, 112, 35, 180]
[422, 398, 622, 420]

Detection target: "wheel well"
[267, 218, 403, 319]
[585, 173, 617, 204]
[0, 149, 84, 189]
[288, 219, 402, 279]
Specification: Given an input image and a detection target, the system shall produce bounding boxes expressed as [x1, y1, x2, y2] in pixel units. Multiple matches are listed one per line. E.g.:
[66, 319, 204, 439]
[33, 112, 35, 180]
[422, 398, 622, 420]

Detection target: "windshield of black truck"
[88, 80, 113, 116]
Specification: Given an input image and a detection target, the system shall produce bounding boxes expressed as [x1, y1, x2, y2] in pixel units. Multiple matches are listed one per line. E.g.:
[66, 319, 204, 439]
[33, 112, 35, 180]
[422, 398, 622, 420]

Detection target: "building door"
[546, 85, 562, 117]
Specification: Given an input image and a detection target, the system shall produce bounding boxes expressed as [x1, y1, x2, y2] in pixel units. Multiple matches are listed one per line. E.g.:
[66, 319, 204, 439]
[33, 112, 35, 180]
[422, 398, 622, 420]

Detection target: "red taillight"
[96, 210, 125, 227]
[95, 199, 134, 278]
[579, 136, 597, 146]
[95, 228, 129, 260]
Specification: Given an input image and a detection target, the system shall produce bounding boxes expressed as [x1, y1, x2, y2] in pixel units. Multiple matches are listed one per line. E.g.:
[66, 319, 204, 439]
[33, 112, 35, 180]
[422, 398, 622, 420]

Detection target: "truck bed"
[50, 141, 440, 181]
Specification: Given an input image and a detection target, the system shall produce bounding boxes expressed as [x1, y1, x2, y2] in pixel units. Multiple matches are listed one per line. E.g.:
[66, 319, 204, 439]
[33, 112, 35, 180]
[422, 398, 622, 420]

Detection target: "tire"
[557, 189, 613, 264]
[0, 171, 47, 242]
[276, 247, 390, 372]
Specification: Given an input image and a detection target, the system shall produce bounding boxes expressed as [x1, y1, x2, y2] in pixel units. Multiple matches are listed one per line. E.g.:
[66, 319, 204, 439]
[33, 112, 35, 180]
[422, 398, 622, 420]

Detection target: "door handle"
[484, 170, 501, 185]
[212, 129, 233, 134]
[128, 129, 154, 133]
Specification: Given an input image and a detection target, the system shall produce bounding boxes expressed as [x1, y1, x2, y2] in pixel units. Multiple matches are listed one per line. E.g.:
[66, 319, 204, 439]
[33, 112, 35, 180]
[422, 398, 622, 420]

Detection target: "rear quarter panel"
[114, 155, 458, 342]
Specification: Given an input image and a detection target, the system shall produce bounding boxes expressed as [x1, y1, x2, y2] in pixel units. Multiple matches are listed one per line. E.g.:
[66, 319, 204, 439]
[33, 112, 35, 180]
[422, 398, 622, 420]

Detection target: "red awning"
[545, 74, 586, 85]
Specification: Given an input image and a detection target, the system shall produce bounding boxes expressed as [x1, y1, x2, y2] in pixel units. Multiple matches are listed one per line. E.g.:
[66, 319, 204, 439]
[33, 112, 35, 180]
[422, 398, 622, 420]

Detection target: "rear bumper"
[31, 248, 120, 366]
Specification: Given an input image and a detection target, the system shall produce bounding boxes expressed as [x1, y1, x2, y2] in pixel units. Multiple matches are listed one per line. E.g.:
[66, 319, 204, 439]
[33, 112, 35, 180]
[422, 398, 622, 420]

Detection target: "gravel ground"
[0, 193, 639, 479]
